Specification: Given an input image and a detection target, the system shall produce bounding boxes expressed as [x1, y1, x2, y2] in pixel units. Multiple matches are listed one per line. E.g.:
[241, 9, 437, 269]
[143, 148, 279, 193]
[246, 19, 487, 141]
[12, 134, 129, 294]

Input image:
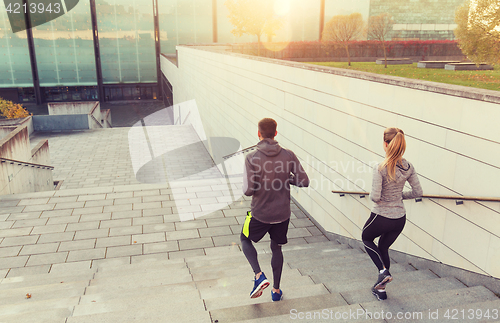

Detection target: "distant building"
[368, 0, 464, 40]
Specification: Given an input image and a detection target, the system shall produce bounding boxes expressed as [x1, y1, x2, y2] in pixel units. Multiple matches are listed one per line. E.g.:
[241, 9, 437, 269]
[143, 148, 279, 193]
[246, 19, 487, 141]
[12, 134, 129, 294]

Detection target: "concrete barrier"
[417, 61, 460, 69]
[161, 45, 500, 279]
[376, 58, 413, 65]
[32, 115, 90, 131]
[445, 63, 494, 71]
[0, 125, 53, 195]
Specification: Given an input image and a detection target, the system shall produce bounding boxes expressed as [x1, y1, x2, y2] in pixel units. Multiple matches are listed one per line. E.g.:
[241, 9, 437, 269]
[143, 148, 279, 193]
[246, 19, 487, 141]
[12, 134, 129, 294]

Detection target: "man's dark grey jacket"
[243, 138, 309, 224]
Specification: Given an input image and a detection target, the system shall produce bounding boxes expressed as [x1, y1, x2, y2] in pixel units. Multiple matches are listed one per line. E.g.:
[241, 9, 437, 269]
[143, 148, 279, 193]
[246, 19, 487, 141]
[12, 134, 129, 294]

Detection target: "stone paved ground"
[102, 101, 173, 127]
[1, 119, 327, 281]
[0, 180, 326, 278]
[30, 126, 221, 190]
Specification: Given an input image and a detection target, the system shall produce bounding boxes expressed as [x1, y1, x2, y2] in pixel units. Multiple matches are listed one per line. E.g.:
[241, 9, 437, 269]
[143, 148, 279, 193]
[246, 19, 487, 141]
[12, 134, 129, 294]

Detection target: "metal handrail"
[90, 114, 103, 128]
[331, 190, 500, 203]
[223, 145, 257, 159]
[0, 157, 54, 170]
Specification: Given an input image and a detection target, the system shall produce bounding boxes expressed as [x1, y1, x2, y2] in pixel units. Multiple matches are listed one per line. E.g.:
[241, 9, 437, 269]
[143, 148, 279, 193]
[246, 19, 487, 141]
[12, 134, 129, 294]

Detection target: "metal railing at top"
[331, 190, 500, 204]
[0, 157, 54, 170]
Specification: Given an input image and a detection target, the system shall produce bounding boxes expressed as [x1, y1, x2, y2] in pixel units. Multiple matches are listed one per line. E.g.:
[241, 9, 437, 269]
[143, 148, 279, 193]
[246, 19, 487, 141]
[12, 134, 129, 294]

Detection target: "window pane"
[97, 0, 156, 84]
[160, 0, 213, 54]
[31, 1, 97, 87]
[0, 5, 33, 87]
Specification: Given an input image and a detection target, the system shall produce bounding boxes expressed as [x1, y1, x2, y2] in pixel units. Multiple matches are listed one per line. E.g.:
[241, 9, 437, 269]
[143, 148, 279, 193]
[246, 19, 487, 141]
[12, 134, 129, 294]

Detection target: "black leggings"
[240, 233, 284, 289]
[361, 213, 406, 271]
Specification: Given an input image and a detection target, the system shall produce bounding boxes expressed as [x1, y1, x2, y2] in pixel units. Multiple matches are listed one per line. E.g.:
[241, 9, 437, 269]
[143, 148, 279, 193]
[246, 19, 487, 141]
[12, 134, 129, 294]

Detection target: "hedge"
[231, 40, 463, 60]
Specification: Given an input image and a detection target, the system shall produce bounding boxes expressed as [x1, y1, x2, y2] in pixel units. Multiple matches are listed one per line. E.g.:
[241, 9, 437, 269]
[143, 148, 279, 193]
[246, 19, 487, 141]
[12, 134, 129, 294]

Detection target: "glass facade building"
[0, 0, 458, 105]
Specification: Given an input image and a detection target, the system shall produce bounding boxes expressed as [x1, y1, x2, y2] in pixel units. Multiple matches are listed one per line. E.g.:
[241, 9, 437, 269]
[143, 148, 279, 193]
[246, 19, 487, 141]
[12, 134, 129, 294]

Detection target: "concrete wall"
[32, 115, 90, 131]
[161, 46, 500, 279]
[48, 102, 99, 115]
[0, 125, 53, 195]
[0, 117, 34, 138]
[30, 140, 53, 192]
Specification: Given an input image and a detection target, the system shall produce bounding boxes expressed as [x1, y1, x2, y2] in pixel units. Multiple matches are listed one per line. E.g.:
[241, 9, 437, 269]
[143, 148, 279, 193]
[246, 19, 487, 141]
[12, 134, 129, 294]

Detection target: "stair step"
[199, 275, 314, 300]
[205, 283, 329, 311]
[362, 285, 498, 317]
[310, 263, 415, 283]
[288, 250, 367, 269]
[209, 292, 347, 323]
[191, 265, 298, 282]
[397, 299, 500, 323]
[342, 276, 466, 304]
[324, 269, 438, 293]
[0, 296, 79, 317]
[189, 258, 273, 275]
[184, 241, 346, 269]
[0, 308, 71, 323]
[236, 304, 380, 323]
[0, 281, 87, 306]
[0, 271, 94, 290]
[194, 268, 301, 290]
[66, 307, 211, 323]
[285, 249, 367, 268]
[84, 279, 196, 296]
[88, 271, 193, 290]
[94, 261, 188, 278]
[81, 281, 197, 302]
[73, 291, 203, 317]
[300, 257, 388, 273]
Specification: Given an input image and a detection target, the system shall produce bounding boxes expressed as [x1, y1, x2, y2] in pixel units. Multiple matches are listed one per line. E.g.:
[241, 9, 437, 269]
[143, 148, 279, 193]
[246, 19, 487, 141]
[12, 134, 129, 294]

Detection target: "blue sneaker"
[271, 289, 283, 302]
[250, 273, 270, 298]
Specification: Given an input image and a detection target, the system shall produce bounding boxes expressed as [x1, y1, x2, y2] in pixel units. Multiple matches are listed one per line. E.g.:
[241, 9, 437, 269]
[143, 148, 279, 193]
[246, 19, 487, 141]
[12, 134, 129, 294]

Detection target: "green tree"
[367, 13, 394, 68]
[225, 0, 283, 56]
[0, 98, 30, 119]
[455, 0, 500, 65]
[322, 13, 365, 66]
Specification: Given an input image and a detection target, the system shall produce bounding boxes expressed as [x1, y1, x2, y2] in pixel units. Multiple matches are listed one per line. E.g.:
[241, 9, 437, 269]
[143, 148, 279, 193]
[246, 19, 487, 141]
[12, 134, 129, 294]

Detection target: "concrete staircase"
[1, 240, 499, 322]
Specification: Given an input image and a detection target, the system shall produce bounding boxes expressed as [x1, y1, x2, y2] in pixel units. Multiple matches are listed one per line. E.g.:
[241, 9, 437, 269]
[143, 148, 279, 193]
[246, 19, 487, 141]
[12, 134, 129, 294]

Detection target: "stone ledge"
[376, 58, 413, 65]
[184, 45, 500, 105]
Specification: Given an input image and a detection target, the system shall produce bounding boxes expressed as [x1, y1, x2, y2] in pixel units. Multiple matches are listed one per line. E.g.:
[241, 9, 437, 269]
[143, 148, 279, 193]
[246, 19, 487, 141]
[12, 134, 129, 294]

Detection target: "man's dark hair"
[258, 118, 277, 139]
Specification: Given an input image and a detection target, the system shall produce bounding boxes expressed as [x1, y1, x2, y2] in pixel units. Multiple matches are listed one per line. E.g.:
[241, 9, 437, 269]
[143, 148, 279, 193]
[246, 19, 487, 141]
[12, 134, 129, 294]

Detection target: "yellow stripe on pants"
[242, 211, 252, 238]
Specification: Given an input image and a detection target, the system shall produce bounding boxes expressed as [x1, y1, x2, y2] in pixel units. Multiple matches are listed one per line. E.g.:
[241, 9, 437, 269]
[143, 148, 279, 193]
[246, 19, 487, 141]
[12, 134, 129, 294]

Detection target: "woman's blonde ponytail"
[379, 128, 406, 181]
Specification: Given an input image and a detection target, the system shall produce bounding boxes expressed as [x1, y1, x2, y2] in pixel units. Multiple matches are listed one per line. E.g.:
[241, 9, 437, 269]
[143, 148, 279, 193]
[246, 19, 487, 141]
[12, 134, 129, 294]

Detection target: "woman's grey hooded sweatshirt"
[243, 138, 309, 224]
[370, 159, 423, 219]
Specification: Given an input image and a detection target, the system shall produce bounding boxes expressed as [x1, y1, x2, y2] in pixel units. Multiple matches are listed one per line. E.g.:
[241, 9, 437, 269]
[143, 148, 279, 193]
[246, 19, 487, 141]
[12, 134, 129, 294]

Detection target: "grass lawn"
[307, 62, 500, 92]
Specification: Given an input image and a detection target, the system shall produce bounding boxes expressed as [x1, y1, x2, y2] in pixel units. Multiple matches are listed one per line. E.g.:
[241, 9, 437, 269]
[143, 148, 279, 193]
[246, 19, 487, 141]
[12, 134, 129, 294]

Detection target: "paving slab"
[26, 252, 68, 266]
[50, 260, 93, 274]
[0, 245, 22, 257]
[0, 308, 71, 323]
[0, 296, 79, 317]
[75, 228, 109, 240]
[106, 244, 142, 258]
[19, 242, 60, 255]
[169, 248, 205, 259]
[0, 281, 87, 305]
[67, 248, 106, 262]
[143, 241, 179, 254]
[7, 264, 51, 277]
[80, 281, 197, 304]
[96, 236, 131, 248]
[72, 291, 204, 317]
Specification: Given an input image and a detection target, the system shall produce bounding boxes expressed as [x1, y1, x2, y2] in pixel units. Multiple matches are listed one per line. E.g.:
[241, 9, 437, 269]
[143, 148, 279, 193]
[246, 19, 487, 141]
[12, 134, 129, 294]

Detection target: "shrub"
[0, 97, 30, 119]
